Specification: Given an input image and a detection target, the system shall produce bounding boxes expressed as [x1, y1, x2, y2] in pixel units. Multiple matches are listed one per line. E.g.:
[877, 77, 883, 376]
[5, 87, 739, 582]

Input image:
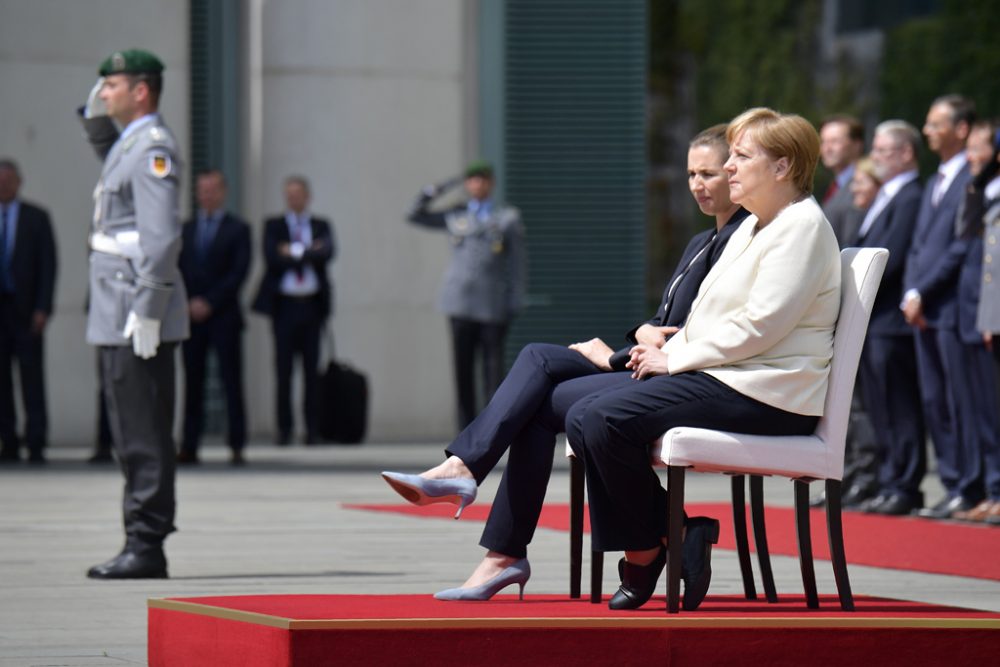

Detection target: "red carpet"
[148, 594, 1000, 667]
[345, 502, 1000, 581]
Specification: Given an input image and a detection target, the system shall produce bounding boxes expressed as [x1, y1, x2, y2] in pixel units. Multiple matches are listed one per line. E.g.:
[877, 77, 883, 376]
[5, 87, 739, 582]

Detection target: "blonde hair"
[854, 156, 880, 186]
[726, 107, 820, 193]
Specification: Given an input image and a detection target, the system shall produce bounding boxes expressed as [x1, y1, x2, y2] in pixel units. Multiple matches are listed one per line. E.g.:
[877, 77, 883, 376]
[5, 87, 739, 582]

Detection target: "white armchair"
[568, 247, 889, 613]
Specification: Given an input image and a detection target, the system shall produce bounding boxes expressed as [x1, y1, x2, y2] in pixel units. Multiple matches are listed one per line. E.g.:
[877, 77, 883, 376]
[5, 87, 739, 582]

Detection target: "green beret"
[99, 49, 164, 76]
[465, 159, 494, 179]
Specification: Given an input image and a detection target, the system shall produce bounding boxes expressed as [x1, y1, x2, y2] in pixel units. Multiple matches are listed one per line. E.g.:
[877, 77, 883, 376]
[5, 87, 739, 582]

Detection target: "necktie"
[198, 215, 216, 258]
[294, 216, 307, 280]
[931, 172, 945, 207]
[823, 179, 839, 204]
[0, 206, 9, 293]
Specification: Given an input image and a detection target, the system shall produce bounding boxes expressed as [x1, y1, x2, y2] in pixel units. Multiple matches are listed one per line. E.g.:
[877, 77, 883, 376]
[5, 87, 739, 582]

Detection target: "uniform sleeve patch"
[149, 152, 171, 178]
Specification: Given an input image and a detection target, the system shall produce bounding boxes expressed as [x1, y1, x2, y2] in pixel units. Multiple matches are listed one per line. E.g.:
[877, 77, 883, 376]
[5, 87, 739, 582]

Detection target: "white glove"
[84, 77, 107, 119]
[123, 311, 161, 359]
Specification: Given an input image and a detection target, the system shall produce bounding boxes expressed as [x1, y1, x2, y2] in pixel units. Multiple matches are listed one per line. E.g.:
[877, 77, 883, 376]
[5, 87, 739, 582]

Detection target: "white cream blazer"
[662, 196, 841, 416]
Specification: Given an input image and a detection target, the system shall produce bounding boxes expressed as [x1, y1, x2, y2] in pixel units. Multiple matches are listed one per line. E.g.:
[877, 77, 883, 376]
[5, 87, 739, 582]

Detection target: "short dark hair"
[127, 72, 163, 102]
[284, 174, 310, 194]
[197, 168, 227, 186]
[933, 94, 977, 128]
[820, 114, 864, 143]
[0, 159, 20, 178]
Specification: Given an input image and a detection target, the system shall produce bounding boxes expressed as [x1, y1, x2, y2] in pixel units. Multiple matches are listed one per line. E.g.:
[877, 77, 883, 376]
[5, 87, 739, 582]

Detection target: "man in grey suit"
[407, 161, 526, 430]
[820, 115, 866, 245]
[814, 114, 879, 508]
[77, 49, 188, 579]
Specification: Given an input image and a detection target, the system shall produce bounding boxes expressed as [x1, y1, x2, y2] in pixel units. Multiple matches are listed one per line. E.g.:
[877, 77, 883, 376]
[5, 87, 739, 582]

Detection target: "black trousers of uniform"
[0, 297, 47, 455]
[273, 296, 322, 440]
[100, 343, 177, 546]
[449, 316, 508, 430]
[566, 372, 817, 553]
[181, 316, 246, 454]
[445, 343, 630, 558]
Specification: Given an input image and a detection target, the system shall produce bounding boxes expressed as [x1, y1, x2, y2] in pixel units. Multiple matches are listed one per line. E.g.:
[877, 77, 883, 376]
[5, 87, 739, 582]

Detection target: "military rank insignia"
[149, 153, 171, 178]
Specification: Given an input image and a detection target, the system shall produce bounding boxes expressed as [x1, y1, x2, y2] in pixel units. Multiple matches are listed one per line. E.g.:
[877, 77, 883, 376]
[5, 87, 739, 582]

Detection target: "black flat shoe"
[609, 545, 666, 610]
[87, 548, 168, 579]
[681, 516, 720, 611]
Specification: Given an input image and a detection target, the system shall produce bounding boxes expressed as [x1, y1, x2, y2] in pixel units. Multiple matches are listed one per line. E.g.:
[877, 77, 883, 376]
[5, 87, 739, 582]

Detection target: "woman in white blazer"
[567, 107, 842, 611]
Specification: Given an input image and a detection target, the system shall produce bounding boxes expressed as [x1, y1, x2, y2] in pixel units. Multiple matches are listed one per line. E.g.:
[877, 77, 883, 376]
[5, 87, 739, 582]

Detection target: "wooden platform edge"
[146, 599, 1000, 631]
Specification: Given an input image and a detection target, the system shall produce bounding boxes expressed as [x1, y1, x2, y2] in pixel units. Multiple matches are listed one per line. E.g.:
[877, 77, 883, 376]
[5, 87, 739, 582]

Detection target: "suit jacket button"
[986, 273, 993, 283]
[116, 271, 124, 280]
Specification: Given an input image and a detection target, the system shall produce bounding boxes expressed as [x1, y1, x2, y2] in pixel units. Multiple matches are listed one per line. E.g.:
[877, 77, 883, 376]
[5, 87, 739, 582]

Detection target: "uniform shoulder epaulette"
[146, 125, 170, 146]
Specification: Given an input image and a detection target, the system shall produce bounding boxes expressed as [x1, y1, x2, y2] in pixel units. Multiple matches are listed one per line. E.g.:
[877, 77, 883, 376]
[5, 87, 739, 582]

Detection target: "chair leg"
[569, 456, 584, 599]
[825, 479, 855, 611]
[730, 475, 758, 600]
[794, 480, 819, 609]
[666, 466, 685, 613]
[590, 550, 603, 604]
[749, 474, 778, 603]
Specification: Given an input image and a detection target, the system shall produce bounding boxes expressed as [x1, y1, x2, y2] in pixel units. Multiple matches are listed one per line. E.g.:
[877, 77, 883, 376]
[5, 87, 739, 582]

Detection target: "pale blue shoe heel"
[434, 559, 531, 601]
[380, 471, 478, 519]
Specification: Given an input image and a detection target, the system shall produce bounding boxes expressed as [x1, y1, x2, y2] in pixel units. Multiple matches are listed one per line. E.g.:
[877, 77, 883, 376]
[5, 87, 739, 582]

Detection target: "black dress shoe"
[870, 493, 918, 516]
[840, 483, 877, 509]
[858, 493, 888, 513]
[609, 546, 666, 610]
[681, 516, 719, 611]
[27, 450, 46, 464]
[88, 450, 114, 464]
[915, 495, 972, 519]
[87, 548, 168, 579]
[176, 449, 200, 465]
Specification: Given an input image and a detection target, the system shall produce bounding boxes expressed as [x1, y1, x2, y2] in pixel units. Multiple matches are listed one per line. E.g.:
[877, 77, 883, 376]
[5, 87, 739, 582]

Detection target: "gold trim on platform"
[147, 599, 1000, 631]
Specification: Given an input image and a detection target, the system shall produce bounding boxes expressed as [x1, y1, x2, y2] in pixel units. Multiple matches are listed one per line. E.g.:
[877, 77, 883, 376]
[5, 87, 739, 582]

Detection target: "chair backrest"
[814, 247, 888, 478]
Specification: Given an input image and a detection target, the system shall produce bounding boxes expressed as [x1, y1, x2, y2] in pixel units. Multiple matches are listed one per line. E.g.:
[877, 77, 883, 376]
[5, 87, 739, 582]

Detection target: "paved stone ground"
[1, 441, 998, 666]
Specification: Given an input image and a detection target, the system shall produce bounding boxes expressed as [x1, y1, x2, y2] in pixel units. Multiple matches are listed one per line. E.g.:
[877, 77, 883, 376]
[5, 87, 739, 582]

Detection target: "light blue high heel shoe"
[380, 471, 477, 519]
[434, 559, 531, 601]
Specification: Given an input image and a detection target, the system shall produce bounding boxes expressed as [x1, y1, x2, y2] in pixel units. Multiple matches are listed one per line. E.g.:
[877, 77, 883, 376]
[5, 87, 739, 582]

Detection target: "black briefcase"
[317, 359, 368, 444]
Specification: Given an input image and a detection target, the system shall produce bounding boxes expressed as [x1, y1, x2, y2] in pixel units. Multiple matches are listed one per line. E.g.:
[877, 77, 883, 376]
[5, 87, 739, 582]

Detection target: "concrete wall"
[0, 0, 473, 445]
[0, 0, 190, 447]
[242, 0, 472, 442]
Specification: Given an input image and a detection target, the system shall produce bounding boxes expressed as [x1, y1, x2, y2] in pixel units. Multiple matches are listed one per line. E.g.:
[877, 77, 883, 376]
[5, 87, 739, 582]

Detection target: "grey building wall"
[0, 0, 476, 444]
[0, 0, 191, 447]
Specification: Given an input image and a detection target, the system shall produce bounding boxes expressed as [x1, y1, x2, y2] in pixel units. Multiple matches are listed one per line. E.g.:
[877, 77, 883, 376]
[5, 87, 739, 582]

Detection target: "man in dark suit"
[902, 94, 982, 519]
[178, 170, 251, 465]
[0, 159, 57, 464]
[252, 175, 335, 445]
[854, 121, 926, 515]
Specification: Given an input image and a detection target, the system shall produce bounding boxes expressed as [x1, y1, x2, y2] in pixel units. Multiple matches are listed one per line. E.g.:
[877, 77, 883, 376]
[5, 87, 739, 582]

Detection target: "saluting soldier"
[78, 49, 188, 579]
[407, 161, 526, 430]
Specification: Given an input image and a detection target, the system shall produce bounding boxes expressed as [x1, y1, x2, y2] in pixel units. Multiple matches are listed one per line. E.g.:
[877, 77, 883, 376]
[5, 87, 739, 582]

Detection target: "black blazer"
[609, 207, 749, 370]
[8, 201, 57, 325]
[252, 214, 335, 320]
[179, 212, 251, 327]
[855, 179, 923, 337]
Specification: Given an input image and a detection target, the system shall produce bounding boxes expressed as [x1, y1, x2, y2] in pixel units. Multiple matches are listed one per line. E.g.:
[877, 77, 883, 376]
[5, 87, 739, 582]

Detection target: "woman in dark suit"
[382, 125, 749, 608]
